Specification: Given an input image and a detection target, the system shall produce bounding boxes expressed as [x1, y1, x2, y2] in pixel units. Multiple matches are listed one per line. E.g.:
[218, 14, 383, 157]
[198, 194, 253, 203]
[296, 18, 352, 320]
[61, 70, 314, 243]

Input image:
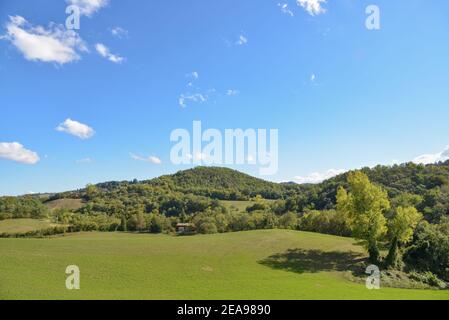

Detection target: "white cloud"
[186, 152, 211, 162]
[179, 93, 207, 108]
[95, 43, 124, 63]
[2, 15, 87, 64]
[9, 15, 26, 26]
[56, 118, 95, 139]
[295, 169, 346, 184]
[187, 71, 199, 79]
[278, 3, 294, 16]
[0, 142, 40, 164]
[130, 153, 162, 165]
[76, 157, 93, 163]
[226, 89, 239, 96]
[236, 35, 248, 46]
[391, 159, 401, 165]
[297, 0, 326, 16]
[111, 27, 128, 38]
[413, 146, 449, 165]
[66, 0, 109, 17]
[179, 72, 211, 107]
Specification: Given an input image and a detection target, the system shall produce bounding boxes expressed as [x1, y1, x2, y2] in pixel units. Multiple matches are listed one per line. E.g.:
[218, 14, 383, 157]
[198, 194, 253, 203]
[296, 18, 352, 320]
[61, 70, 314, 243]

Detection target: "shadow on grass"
[259, 249, 366, 275]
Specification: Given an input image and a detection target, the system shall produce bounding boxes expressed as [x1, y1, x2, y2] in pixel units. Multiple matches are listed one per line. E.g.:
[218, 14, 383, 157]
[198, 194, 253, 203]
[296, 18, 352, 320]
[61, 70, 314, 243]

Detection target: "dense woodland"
[1, 162, 449, 286]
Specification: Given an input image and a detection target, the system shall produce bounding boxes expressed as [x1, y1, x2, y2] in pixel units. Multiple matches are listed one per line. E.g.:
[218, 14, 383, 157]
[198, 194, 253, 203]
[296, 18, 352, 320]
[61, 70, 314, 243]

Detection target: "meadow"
[45, 199, 84, 211]
[0, 219, 56, 234]
[1, 229, 448, 300]
[219, 200, 254, 213]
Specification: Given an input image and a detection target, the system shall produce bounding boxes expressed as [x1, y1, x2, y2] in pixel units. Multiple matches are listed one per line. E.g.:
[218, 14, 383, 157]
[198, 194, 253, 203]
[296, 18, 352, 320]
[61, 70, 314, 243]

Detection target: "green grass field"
[220, 200, 275, 213]
[45, 198, 84, 211]
[0, 230, 448, 300]
[0, 219, 56, 234]
[220, 200, 254, 213]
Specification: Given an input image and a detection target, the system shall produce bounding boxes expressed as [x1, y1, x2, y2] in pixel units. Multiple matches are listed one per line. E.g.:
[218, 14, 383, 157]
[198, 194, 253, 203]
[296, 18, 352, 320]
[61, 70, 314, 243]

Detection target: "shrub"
[409, 272, 447, 289]
[228, 213, 251, 231]
[246, 203, 267, 213]
[127, 213, 147, 232]
[0, 196, 49, 220]
[0, 226, 68, 238]
[214, 213, 229, 233]
[278, 212, 299, 230]
[148, 214, 173, 234]
[198, 221, 218, 234]
[298, 210, 351, 237]
[404, 221, 449, 281]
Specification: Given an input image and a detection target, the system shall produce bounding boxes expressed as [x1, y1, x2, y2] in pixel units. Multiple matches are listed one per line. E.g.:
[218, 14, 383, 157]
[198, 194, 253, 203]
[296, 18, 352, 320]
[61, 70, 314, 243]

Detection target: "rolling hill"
[6, 162, 449, 225]
[148, 166, 284, 200]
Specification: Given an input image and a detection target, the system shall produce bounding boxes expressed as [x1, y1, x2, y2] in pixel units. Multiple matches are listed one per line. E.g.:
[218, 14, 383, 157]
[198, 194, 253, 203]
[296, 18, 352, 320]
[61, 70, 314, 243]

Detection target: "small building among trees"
[176, 223, 196, 235]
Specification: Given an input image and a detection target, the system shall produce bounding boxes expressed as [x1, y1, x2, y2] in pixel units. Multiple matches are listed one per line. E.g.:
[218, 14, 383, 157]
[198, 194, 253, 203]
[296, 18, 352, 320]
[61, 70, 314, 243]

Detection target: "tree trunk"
[368, 241, 380, 264]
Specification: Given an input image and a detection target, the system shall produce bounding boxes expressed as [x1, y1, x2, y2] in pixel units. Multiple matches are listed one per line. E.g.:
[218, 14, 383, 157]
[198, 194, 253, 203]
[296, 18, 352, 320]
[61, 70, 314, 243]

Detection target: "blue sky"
[1, 0, 449, 195]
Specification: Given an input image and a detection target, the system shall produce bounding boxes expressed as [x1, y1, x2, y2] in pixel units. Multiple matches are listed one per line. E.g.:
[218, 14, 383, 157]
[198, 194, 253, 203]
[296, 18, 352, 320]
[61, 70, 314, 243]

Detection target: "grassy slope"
[220, 200, 254, 213]
[0, 230, 448, 300]
[0, 219, 55, 234]
[220, 200, 276, 213]
[45, 199, 84, 211]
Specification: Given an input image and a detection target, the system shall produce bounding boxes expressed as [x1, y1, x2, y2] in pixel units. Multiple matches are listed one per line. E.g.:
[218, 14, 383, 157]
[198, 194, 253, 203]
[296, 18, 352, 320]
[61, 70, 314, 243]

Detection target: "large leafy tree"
[386, 206, 422, 269]
[337, 171, 390, 263]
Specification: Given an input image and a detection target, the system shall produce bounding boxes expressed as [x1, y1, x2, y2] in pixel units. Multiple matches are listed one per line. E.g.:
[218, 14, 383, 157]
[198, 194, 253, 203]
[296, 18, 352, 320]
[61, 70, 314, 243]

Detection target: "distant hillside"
[6, 162, 448, 223]
[148, 167, 284, 200]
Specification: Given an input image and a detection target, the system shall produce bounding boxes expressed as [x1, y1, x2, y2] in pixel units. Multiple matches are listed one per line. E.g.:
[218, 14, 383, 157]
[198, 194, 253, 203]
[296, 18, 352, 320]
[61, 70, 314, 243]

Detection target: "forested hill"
[60, 161, 449, 216]
[290, 161, 449, 222]
[2, 162, 449, 225]
[147, 167, 284, 200]
[23, 161, 449, 207]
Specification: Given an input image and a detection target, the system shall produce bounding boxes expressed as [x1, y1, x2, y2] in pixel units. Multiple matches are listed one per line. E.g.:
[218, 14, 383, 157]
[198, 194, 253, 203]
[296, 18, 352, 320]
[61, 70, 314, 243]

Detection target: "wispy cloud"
[278, 3, 294, 16]
[236, 34, 248, 46]
[76, 157, 93, 164]
[110, 27, 128, 39]
[413, 145, 449, 165]
[187, 71, 199, 80]
[130, 153, 162, 164]
[294, 145, 449, 184]
[95, 43, 124, 63]
[56, 118, 95, 139]
[226, 89, 239, 96]
[66, 0, 109, 17]
[179, 71, 211, 108]
[297, 0, 327, 16]
[310, 73, 316, 82]
[179, 93, 208, 108]
[186, 152, 212, 162]
[179, 72, 236, 107]
[295, 169, 346, 184]
[2, 16, 87, 64]
[0, 142, 40, 165]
